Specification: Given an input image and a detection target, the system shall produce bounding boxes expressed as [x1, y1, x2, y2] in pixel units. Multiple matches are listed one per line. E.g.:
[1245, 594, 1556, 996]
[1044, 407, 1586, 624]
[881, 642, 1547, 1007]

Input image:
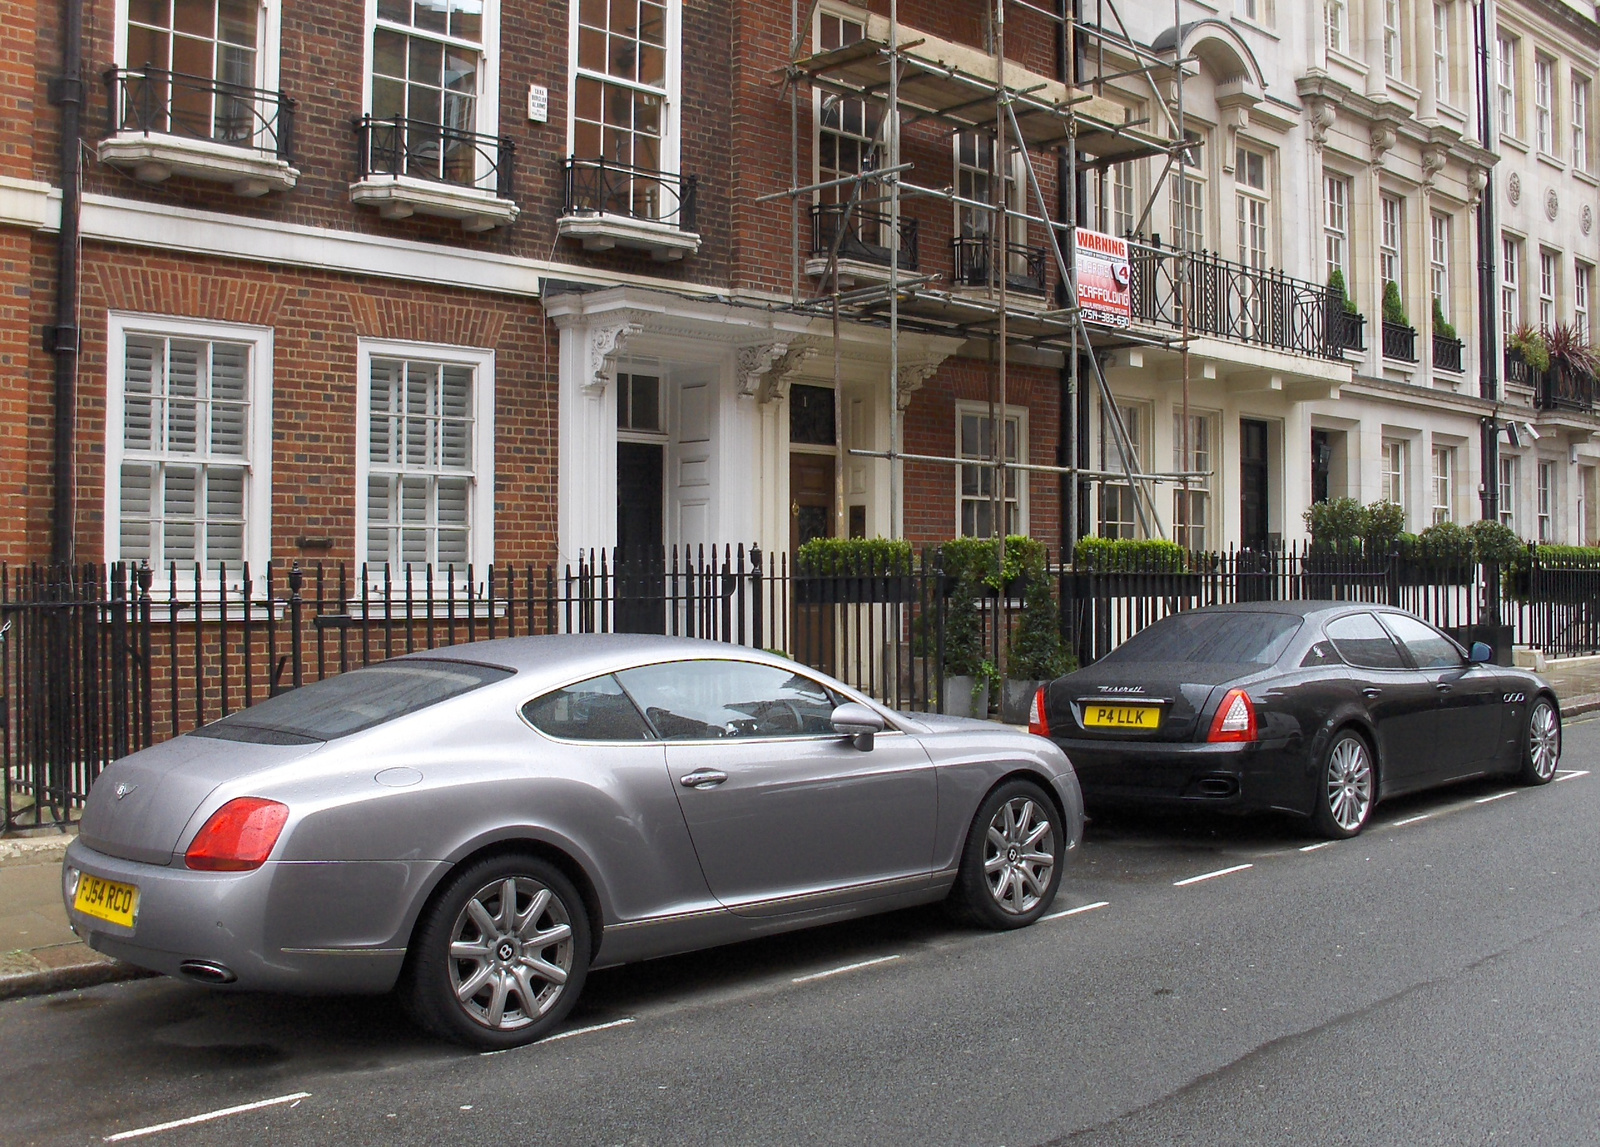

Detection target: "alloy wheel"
[983, 797, 1056, 915]
[1326, 736, 1373, 833]
[448, 876, 575, 1031]
[1529, 699, 1561, 781]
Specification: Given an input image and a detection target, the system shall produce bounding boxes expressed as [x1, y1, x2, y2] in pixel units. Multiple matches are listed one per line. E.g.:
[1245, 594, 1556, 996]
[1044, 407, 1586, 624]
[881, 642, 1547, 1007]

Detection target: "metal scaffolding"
[771, 0, 1207, 548]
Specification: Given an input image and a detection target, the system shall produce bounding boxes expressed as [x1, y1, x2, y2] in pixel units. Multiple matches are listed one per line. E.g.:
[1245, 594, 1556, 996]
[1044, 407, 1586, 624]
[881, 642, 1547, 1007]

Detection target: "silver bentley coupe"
[62, 635, 1083, 1048]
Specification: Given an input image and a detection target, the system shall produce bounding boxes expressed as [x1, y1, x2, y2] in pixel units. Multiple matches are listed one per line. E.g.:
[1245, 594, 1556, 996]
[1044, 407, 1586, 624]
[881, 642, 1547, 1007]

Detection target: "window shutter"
[209, 342, 250, 458]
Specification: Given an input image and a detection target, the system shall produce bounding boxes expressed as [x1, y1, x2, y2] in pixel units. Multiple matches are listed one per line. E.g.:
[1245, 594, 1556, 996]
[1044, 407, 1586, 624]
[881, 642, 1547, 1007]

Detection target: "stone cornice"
[1297, 71, 1495, 173]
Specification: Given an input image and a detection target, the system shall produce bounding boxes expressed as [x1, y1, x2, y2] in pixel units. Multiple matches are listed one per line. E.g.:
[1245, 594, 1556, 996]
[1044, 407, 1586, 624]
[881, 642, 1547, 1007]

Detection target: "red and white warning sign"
[1074, 228, 1132, 328]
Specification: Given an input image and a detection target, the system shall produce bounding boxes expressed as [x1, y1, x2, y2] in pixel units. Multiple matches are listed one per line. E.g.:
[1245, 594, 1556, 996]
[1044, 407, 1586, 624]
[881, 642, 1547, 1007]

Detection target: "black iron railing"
[355, 115, 514, 199]
[104, 67, 294, 161]
[809, 203, 918, 270]
[1433, 333, 1465, 372]
[1506, 347, 1544, 390]
[1126, 243, 1337, 359]
[1330, 308, 1366, 352]
[563, 157, 697, 232]
[1382, 320, 1419, 362]
[1535, 362, 1600, 411]
[951, 236, 1047, 295]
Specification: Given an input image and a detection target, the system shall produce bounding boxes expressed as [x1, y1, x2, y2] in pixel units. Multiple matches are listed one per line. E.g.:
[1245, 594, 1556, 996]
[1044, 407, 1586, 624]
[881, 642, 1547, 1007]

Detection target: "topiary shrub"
[1304, 497, 1369, 550]
[1006, 538, 1074, 681]
[1365, 500, 1406, 553]
[795, 536, 913, 576]
[1382, 281, 1409, 327]
[1467, 519, 1524, 566]
[1074, 536, 1188, 571]
[1432, 297, 1457, 341]
[1328, 269, 1360, 316]
[1415, 520, 1476, 565]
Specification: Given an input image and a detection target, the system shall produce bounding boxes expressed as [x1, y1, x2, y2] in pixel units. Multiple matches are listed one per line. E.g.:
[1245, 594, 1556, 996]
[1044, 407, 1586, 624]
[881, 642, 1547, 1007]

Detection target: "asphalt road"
[5, 721, 1600, 1146]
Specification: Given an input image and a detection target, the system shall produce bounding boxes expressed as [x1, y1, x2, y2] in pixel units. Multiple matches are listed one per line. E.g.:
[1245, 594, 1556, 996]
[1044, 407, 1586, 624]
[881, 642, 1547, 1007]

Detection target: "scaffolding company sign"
[1074, 229, 1131, 327]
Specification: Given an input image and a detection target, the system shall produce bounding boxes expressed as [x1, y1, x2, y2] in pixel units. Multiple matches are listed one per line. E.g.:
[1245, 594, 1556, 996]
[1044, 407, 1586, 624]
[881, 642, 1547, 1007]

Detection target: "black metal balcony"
[355, 115, 514, 199]
[1125, 243, 1338, 359]
[1382, 320, 1418, 363]
[1433, 332, 1465, 373]
[809, 204, 918, 270]
[104, 67, 294, 160]
[951, 236, 1047, 295]
[1506, 347, 1542, 389]
[1535, 362, 1600, 412]
[562, 157, 696, 232]
[1330, 308, 1366, 353]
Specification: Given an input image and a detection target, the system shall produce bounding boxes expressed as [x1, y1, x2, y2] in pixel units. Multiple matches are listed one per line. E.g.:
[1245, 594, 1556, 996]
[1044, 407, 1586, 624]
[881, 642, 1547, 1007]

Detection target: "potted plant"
[938, 562, 989, 718]
[1507, 324, 1551, 375]
[1382, 280, 1409, 328]
[1432, 298, 1457, 342]
[1327, 269, 1364, 350]
[1543, 321, 1600, 406]
[1001, 538, 1075, 723]
[795, 536, 915, 603]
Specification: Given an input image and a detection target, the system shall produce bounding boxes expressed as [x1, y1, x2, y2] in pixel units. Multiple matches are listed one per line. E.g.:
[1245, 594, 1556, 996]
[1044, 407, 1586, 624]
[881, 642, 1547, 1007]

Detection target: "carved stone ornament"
[584, 321, 644, 396]
[1369, 125, 1397, 167]
[1420, 146, 1448, 188]
[895, 360, 940, 410]
[1545, 188, 1560, 222]
[758, 344, 819, 404]
[735, 342, 790, 398]
[1305, 97, 1337, 150]
[1507, 171, 1521, 205]
[1468, 166, 1488, 208]
[1584, 204, 1594, 236]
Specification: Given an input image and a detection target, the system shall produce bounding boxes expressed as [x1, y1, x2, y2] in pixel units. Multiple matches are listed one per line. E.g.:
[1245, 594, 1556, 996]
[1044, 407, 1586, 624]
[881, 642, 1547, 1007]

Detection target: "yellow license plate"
[1082, 704, 1161, 731]
[73, 873, 140, 928]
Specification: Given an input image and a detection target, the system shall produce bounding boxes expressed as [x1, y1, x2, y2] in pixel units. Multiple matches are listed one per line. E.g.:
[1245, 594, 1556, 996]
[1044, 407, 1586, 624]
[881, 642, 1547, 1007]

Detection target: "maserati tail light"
[185, 798, 289, 871]
[1028, 686, 1051, 737]
[1207, 689, 1257, 743]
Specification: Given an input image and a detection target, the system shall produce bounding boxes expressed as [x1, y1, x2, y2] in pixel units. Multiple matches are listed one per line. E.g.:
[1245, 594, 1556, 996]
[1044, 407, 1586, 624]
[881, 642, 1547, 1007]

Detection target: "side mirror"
[831, 702, 886, 751]
[1468, 641, 1494, 665]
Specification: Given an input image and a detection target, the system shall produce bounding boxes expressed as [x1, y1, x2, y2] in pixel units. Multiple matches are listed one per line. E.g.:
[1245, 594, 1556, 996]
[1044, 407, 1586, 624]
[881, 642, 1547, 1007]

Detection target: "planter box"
[795, 575, 916, 604]
[1000, 679, 1043, 724]
[941, 676, 990, 719]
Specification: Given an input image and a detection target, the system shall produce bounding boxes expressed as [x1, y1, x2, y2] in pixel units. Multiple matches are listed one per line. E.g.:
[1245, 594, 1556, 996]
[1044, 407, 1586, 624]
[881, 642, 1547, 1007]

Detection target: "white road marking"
[1041, 900, 1109, 921]
[1173, 863, 1252, 887]
[103, 1092, 312, 1142]
[1475, 791, 1517, 804]
[1391, 813, 1432, 827]
[479, 1016, 638, 1055]
[792, 954, 902, 983]
[1555, 769, 1591, 783]
[1299, 841, 1337, 852]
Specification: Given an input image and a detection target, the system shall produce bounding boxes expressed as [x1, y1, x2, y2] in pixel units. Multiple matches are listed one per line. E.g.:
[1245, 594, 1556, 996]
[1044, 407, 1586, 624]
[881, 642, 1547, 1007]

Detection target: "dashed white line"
[792, 954, 902, 984]
[103, 1092, 311, 1142]
[1173, 863, 1252, 887]
[1391, 813, 1432, 827]
[1041, 900, 1109, 921]
[1475, 791, 1517, 804]
[1299, 841, 1338, 852]
[1555, 769, 1592, 783]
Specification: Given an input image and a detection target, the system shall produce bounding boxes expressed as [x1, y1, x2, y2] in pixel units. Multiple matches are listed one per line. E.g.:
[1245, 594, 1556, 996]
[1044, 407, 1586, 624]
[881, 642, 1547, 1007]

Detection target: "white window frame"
[1431, 444, 1454, 525]
[1497, 35, 1517, 139]
[103, 312, 274, 583]
[1325, 173, 1350, 287]
[1577, 261, 1593, 340]
[567, 0, 680, 181]
[1502, 234, 1521, 337]
[1170, 130, 1206, 252]
[1540, 249, 1557, 332]
[1235, 145, 1269, 270]
[1099, 399, 1151, 540]
[1433, 3, 1448, 104]
[955, 403, 1028, 538]
[1381, 439, 1407, 512]
[1325, 0, 1346, 56]
[1538, 460, 1555, 542]
[1382, 0, 1402, 81]
[113, 0, 284, 97]
[1430, 212, 1451, 319]
[1574, 76, 1591, 173]
[1172, 409, 1217, 551]
[1535, 54, 1555, 156]
[1380, 194, 1403, 291]
[364, 0, 503, 177]
[1499, 455, 1517, 528]
[354, 338, 496, 577]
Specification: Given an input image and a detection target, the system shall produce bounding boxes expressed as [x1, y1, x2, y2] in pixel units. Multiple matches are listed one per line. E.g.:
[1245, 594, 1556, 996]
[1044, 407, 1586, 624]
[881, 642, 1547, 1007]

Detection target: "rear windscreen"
[1099, 612, 1302, 667]
[190, 660, 512, 744]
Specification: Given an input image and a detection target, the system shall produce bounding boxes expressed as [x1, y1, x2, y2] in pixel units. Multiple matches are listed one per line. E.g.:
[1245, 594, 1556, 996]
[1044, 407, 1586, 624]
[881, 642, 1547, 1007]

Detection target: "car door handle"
[679, 769, 728, 790]
[1362, 687, 1382, 699]
[1435, 682, 1453, 693]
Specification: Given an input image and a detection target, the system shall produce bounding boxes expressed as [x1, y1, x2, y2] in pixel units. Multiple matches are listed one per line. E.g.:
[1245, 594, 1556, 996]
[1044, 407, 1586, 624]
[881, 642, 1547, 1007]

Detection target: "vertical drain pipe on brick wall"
[49, 0, 86, 565]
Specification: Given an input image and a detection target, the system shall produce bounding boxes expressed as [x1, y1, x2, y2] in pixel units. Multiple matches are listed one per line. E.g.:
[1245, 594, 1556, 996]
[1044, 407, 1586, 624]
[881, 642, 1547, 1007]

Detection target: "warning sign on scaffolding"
[1074, 228, 1132, 328]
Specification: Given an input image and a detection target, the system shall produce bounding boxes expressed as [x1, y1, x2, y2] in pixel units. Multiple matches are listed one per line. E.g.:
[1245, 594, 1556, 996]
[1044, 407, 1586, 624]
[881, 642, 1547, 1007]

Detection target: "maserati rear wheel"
[1312, 730, 1375, 839]
[1517, 696, 1561, 785]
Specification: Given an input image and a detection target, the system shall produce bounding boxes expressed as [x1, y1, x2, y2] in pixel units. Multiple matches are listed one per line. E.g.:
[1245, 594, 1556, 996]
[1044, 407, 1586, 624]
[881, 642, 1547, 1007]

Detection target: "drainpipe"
[1474, 0, 1500, 628]
[49, 0, 85, 566]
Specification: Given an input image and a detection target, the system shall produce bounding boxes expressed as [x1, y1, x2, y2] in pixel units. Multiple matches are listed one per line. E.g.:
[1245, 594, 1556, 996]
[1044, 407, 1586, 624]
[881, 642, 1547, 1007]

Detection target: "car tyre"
[1517, 695, 1561, 785]
[948, 779, 1064, 929]
[1311, 729, 1376, 839]
[402, 854, 591, 1050]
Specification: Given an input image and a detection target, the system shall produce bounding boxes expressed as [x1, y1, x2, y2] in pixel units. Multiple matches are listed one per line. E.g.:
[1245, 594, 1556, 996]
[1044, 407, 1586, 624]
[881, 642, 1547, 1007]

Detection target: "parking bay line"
[792, 954, 902, 984]
[1299, 841, 1337, 852]
[1041, 901, 1109, 921]
[1173, 863, 1252, 887]
[1475, 791, 1517, 804]
[103, 1092, 311, 1142]
[1391, 813, 1432, 827]
[1555, 769, 1592, 783]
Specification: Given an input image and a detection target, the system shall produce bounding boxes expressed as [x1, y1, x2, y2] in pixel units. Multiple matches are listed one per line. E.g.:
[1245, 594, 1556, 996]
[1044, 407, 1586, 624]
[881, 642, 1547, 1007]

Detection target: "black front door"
[1311, 429, 1332, 505]
[1241, 419, 1270, 549]
[616, 442, 665, 633]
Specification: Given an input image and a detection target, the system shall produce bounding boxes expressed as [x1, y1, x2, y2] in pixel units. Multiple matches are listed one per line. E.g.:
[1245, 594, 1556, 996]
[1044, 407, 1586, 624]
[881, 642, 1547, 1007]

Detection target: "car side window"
[615, 660, 840, 741]
[1378, 613, 1465, 670]
[1301, 640, 1342, 668]
[1323, 613, 1406, 670]
[522, 674, 656, 741]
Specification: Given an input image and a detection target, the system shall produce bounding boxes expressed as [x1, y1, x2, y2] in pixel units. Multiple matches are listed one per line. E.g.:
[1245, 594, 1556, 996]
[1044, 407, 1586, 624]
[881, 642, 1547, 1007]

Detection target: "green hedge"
[795, 536, 913, 576]
[1073, 536, 1188, 571]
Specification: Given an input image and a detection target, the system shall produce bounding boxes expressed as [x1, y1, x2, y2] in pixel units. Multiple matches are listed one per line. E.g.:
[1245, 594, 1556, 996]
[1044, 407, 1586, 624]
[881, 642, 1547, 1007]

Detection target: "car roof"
[392, 633, 807, 687]
[1164, 600, 1403, 619]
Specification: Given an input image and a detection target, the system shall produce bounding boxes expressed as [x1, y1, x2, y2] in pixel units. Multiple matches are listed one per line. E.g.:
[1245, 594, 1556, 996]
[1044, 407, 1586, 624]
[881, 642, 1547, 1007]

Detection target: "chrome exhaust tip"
[178, 960, 237, 985]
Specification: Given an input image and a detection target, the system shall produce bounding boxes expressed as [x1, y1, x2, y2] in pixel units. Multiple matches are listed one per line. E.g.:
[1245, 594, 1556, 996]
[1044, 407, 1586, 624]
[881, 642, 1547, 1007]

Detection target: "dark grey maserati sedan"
[63, 635, 1083, 1048]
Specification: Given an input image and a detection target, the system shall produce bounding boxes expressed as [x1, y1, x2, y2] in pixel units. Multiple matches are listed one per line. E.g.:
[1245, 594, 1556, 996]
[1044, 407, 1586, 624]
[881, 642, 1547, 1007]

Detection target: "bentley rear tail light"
[185, 798, 289, 871]
[1028, 686, 1051, 737]
[1207, 689, 1257, 743]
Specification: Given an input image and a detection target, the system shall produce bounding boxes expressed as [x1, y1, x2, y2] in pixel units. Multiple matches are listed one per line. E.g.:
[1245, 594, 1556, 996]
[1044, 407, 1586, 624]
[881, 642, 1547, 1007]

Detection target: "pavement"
[4, 651, 1600, 1006]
